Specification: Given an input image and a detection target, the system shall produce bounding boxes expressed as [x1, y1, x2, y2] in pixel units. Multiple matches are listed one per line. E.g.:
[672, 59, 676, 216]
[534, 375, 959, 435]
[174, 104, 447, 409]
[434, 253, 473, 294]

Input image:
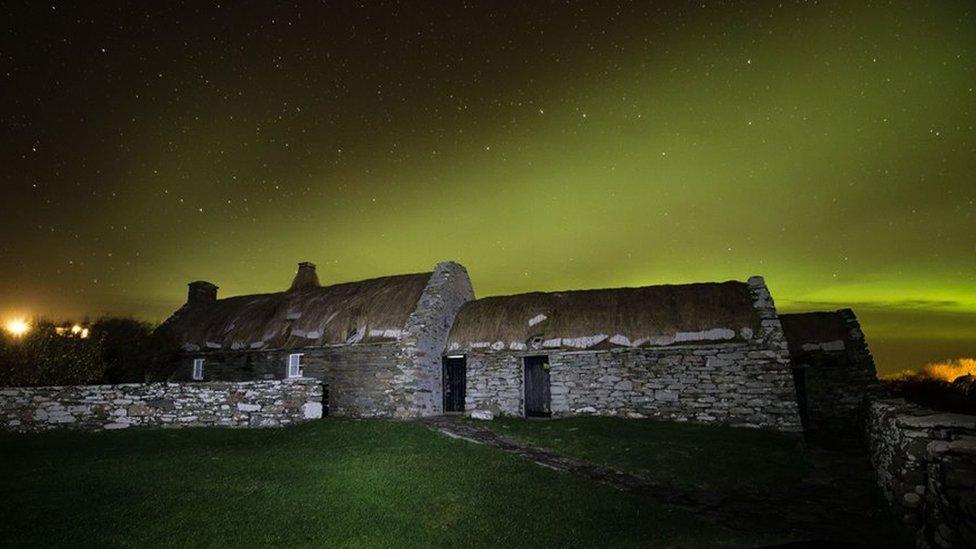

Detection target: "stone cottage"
[158, 261, 473, 418]
[779, 309, 880, 434]
[442, 276, 803, 431]
[159, 260, 879, 433]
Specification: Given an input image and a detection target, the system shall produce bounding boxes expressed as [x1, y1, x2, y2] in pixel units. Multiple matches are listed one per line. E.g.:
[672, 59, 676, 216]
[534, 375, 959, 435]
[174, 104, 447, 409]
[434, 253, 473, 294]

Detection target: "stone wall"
[787, 309, 881, 434]
[462, 276, 801, 431]
[394, 261, 474, 417]
[302, 343, 401, 417]
[466, 353, 524, 415]
[174, 343, 402, 418]
[867, 399, 976, 548]
[171, 350, 289, 381]
[464, 341, 801, 430]
[0, 379, 323, 432]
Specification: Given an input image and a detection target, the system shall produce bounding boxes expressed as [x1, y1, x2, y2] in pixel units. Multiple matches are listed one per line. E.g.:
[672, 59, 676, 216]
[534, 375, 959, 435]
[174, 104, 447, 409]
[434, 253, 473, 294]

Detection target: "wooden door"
[523, 355, 551, 417]
[442, 356, 466, 412]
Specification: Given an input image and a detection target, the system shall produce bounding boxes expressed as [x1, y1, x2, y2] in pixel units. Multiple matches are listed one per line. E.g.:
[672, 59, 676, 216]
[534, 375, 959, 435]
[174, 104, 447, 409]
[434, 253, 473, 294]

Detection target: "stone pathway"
[419, 416, 911, 547]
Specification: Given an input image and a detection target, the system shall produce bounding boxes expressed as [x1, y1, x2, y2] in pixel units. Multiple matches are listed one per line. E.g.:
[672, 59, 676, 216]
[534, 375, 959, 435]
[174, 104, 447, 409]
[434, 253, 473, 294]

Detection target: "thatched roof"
[446, 280, 759, 352]
[162, 272, 431, 352]
[779, 311, 850, 349]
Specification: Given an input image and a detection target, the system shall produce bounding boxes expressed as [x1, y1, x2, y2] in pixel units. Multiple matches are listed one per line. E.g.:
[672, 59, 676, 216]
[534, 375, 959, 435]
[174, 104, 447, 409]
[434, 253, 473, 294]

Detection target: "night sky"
[2, 1, 974, 375]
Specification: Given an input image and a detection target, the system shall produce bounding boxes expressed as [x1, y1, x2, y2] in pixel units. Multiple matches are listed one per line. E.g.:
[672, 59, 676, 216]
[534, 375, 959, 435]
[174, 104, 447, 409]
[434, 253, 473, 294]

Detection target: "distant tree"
[141, 327, 183, 382]
[91, 317, 153, 383]
[91, 317, 181, 382]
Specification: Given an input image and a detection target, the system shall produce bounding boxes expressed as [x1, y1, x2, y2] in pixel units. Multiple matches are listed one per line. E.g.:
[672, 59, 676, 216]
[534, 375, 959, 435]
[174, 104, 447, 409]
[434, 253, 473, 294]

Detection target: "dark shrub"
[0, 321, 105, 386]
[140, 329, 182, 382]
[0, 318, 181, 386]
[882, 376, 976, 415]
[90, 317, 152, 383]
[88, 317, 182, 382]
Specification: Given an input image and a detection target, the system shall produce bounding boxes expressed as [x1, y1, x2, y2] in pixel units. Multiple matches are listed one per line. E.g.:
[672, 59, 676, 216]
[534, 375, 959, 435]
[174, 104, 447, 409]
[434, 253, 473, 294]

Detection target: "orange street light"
[5, 319, 30, 337]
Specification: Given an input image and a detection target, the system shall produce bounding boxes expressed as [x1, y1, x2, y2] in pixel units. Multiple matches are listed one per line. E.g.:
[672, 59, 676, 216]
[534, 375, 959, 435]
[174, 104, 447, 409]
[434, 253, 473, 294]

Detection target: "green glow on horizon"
[1, 2, 973, 375]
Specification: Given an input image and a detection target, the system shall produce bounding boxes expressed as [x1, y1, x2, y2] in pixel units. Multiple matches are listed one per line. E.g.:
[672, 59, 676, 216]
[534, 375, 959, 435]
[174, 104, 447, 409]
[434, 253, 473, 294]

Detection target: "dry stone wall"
[173, 343, 402, 417]
[464, 341, 801, 430]
[0, 379, 323, 432]
[552, 342, 799, 428]
[302, 343, 400, 417]
[394, 261, 474, 417]
[790, 309, 881, 433]
[867, 399, 976, 548]
[171, 349, 291, 382]
[465, 353, 523, 415]
[173, 341, 400, 417]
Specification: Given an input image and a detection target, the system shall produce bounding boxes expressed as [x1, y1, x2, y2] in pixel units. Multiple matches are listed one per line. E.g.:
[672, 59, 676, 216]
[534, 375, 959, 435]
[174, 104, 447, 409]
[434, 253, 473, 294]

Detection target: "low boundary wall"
[867, 399, 976, 548]
[0, 379, 324, 432]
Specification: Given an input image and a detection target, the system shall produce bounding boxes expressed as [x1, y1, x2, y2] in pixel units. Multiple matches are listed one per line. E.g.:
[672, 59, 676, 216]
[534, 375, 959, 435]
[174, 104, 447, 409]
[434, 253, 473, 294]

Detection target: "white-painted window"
[192, 358, 205, 381]
[287, 353, 303, 378]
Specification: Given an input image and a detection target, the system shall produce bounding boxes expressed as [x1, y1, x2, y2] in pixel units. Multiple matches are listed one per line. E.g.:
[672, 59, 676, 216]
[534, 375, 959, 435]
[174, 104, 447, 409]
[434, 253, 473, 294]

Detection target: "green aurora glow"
[1, 1, 973, 374]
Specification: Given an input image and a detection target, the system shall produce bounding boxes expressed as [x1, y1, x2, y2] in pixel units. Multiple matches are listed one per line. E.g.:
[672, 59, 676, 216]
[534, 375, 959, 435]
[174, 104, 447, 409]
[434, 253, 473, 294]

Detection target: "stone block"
[902, 492, 921, 508]
[302, 402, 323, 419]
[948, 437, 976, 455]
[147, 398, 176, 411]
[654, 389, 679, 402]
[899, 413, 976, 430]
[127, 404, 152, 417]
[236, 403, 261, 412]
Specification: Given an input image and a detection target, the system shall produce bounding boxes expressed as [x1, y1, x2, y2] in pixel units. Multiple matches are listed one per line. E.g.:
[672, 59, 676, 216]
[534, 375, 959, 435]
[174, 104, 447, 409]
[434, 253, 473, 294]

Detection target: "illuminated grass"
[0, 419, 788, 547]
[488, 416, 811, 494]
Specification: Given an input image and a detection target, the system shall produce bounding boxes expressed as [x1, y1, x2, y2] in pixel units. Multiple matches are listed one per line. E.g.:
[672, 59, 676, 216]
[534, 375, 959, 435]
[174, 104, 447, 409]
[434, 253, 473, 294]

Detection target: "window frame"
[192, 358, 205, 381]
[287, 353, 304, 378]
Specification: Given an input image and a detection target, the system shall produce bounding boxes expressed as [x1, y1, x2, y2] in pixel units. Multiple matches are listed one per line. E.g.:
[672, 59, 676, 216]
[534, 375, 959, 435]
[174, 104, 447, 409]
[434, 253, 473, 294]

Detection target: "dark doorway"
[442, 356, 466, 412]
[523, 355, 551, 417]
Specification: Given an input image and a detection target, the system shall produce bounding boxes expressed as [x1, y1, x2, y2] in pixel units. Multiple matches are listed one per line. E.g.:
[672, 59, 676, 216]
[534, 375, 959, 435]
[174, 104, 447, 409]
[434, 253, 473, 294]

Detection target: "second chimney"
[289, 261, 320, 291]
[187, 281, 218, 306]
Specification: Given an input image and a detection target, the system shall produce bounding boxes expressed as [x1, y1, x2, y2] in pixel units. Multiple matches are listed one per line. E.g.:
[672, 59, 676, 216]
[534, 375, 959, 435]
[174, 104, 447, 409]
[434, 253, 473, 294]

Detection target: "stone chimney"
[289, 261, 320, 291]
[187, 281, 218, 306]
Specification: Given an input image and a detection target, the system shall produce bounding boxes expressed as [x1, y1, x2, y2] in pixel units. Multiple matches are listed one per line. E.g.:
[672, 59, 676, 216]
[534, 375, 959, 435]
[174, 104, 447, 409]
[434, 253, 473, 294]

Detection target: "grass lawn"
[0, 419, 792, 547]
[487, 416, 811, 494]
